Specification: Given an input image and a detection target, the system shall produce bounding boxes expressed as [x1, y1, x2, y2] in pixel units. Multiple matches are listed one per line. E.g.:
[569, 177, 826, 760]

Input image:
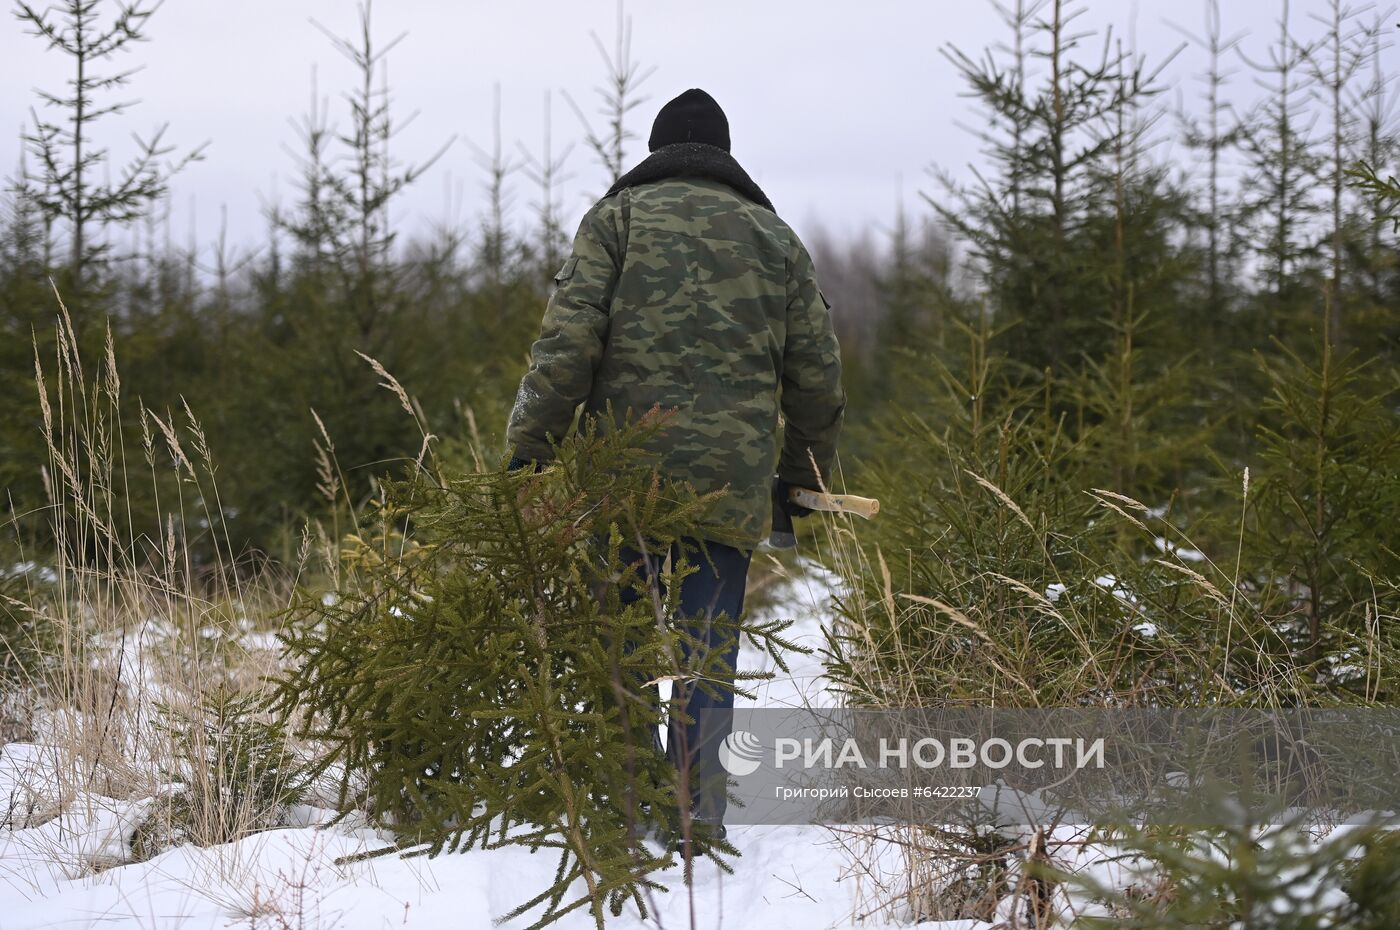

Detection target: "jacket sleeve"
[506, 196, 625, 463]
[778, 236, 846, 487]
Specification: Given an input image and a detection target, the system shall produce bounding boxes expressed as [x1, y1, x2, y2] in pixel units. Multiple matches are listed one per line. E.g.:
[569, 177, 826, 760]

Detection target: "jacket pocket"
[554, 256, 579, 284]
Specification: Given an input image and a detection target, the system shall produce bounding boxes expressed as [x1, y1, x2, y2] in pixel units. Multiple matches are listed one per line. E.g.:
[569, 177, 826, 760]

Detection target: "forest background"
[2, 0, 1399, 700]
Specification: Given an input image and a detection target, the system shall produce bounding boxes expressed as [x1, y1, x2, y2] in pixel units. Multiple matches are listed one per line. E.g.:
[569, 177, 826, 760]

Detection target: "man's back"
[505, 86, 844, 835]
[507, 107, 844, 549]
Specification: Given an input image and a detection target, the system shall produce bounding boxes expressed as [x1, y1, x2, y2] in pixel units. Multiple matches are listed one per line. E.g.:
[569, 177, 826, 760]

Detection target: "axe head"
[768, 479, 796, 549]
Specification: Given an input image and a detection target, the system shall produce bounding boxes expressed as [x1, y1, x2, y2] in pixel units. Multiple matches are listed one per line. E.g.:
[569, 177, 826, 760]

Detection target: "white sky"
[3, 0, 1397, 258]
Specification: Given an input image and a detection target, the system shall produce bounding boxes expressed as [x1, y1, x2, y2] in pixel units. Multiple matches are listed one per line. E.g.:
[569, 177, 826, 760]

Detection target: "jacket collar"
[604, 142, 775, 212]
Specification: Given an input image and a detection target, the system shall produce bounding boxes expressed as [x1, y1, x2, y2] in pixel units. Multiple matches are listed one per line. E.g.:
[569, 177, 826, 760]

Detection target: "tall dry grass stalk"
[805, 455, 1395, 925]
[4, 287, 312, 880]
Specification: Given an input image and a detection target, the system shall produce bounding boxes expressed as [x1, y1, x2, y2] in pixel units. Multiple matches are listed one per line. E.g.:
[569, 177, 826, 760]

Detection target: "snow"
[3, 557, 997, 929]
[737, 560, 844, 711]
[1152, 537, 1207, 563]
[0, 819, 900, 930]
[1092, 574, 1136, 604]
[1046, 578, 1157, 635]
[3, 555, 1368, 928]
[3, 561, 57, 584]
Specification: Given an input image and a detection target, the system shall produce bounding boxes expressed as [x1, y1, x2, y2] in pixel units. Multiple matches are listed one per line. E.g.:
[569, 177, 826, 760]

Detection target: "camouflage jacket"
[507, 151, 845, 549]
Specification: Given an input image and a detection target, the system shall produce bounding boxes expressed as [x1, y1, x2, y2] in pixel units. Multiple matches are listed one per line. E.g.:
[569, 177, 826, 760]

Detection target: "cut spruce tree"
[273, 417, 801, 930]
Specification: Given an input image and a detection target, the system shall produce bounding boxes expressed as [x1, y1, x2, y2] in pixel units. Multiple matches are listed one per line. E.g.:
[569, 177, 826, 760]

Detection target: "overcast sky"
[3, 0, 1397, 257]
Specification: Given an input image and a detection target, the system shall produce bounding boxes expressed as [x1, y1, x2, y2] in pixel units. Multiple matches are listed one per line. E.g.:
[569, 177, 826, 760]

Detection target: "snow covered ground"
[0, 801, 915, 930]
[2, 554, 1378, 928]
[0, 557, 991, 930]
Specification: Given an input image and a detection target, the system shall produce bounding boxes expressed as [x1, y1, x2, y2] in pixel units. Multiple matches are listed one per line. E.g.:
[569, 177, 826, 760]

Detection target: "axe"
[769, 483, 881, 549]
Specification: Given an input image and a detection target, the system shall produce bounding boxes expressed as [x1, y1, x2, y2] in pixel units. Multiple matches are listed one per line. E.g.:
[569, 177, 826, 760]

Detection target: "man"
[506, 88, 845, 840]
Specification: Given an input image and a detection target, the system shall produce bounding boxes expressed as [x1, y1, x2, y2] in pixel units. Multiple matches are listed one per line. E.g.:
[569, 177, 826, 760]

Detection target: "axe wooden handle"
[790, 487, 881, 520]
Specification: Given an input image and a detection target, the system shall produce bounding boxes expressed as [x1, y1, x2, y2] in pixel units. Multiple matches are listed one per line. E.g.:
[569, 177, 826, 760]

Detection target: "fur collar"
[604, 143, 775, 212]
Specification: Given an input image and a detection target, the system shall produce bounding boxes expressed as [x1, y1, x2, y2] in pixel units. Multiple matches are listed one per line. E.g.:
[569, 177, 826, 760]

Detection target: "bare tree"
[1300, 0, 1389, 341]
[276, 67, 339, 270]
[1170, 0, 1246, 315]
[518, 92, 575, 277]
[1237, 0, 1322, 317]
[309, 0, 453, 336]
[14, 0, 205, 287]
[465, 84, 521, 295]
[1350, 10, 1398, 275]
[2, 148, 51, 271]
[562, 0, 655, 185]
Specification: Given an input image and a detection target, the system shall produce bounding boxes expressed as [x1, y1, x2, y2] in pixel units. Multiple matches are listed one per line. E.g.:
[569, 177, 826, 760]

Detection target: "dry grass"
[3, 293, 317, 883]
[221, 835, 343, 930]
[804, 457, 1399, 927]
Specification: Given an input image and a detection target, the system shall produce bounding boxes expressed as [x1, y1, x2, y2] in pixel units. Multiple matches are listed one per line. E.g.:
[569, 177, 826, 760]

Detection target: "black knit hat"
[648, 88, 730, 152]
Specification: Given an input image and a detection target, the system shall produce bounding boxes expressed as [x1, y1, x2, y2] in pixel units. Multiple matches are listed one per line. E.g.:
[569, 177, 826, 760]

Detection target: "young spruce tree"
[275, 416, 800, 930]
[14, 0, 204, 293]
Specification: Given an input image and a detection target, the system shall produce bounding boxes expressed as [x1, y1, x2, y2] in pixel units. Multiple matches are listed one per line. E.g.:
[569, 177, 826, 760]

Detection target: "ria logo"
[718, 730, 764, 776]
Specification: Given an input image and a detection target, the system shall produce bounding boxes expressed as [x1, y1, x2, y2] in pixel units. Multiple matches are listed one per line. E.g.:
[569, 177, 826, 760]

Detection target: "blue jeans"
[617, 537, 752, 825]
